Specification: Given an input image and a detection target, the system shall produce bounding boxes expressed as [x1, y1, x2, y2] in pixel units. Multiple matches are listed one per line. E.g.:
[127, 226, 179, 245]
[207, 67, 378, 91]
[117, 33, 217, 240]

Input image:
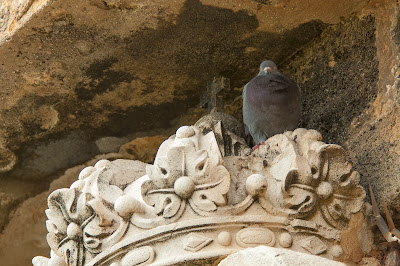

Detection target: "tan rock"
[119, 135, 167, 163]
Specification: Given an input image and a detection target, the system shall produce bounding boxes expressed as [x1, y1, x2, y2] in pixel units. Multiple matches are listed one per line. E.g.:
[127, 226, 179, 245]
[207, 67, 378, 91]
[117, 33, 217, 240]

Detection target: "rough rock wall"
[0, 0, 398, 264]
[0, 0, 350, 233]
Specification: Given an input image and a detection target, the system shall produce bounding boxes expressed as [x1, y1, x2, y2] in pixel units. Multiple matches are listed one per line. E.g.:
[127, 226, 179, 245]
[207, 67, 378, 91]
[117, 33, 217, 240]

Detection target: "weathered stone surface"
[32, 125, 371, 265]
[218, 246, 346, 266]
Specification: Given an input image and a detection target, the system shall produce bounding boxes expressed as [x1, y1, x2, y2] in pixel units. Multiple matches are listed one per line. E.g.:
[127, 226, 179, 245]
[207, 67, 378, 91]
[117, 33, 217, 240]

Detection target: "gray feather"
[243, 60, 301, 145]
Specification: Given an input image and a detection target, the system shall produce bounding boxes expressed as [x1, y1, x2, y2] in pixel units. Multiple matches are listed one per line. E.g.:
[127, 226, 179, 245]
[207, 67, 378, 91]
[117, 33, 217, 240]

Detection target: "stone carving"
[218, 246, 346, 266]
[184, 233, 213, 252]
[118, 246, 155, 266]
[236, 228, 276, 247]
[217, 231, 232, 246]
[33, 121, 371, 265]
[279, 232, 293, 248]
[299, 236, 327, 255]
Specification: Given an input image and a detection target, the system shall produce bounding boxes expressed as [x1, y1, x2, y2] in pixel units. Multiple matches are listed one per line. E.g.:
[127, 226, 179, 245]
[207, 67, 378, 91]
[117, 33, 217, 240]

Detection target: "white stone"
[0, 0, 51, 45]
[218, 246, 346, 266]
[32, 126, 371, 265]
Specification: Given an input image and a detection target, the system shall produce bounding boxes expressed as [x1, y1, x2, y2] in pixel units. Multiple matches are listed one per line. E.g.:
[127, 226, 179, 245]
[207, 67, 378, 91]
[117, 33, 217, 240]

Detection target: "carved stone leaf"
[45, 211, 67, 256]
[284, 189, 312, 210]
[57, 188, 93, 224]
[146, 146, 186, 189]
[189, 150, 209, 183]
[320, 187, 365, 228]
[82, 199, 121, 250]
[191, 166, 230, 212]
[281, 167, 318, 218]
[284, 187, 317, 217]
[316, 144, 366, 228]
[62, 240, 84, 266]
[165, 146, 185, 182]
[158, 194, 182, 218]
[45, 208, 68, 236]
[142, 179, 182, 218]
[81, 200, 129, 254]
[47, 188, 90, 231]
[146, 164, 170, 188]
[46, 231, 63, 257]
[318, 144, 349, 185]
[83, 217, 118, 251]
[97, 168, 124, 204]
[333, 170, 364, 197]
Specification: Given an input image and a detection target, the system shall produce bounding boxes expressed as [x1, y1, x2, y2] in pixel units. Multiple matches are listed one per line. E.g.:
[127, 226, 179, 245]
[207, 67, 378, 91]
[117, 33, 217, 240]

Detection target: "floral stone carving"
[33, 123, 371, 266]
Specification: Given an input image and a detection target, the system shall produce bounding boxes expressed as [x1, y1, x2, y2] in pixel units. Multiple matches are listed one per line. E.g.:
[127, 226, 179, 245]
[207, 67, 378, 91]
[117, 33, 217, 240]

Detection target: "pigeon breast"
[243, 71, 301, 144]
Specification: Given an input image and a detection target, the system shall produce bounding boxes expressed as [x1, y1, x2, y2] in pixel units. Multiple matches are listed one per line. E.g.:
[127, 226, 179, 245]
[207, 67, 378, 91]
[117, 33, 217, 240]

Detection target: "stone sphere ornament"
[176, 126, 195, 138]
[115, 195, 145, 218]
[246, 174, 268, 197]
[330, 245, 343, 258]
[279, 232, 293, 248]
[66, 222, 82, 241]
[316, 181, 334, 200]
[217, 231, 232, 246]
[174, 176, 196, 199]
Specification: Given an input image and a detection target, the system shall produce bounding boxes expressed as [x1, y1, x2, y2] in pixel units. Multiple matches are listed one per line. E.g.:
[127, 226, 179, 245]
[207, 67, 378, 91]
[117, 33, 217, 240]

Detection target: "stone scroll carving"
[33, 122, 369, 266]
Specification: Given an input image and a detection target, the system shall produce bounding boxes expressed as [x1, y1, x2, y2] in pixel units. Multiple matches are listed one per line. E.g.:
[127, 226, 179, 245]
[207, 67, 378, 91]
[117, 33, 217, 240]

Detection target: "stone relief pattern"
[38, 159, 132, 266]
[33, 125, 367, 266]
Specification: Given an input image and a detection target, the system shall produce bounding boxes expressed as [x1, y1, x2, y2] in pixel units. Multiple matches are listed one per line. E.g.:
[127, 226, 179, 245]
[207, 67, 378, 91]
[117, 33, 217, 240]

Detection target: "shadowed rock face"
[286, 16, 378, 145]
[0, 0, 329, 231]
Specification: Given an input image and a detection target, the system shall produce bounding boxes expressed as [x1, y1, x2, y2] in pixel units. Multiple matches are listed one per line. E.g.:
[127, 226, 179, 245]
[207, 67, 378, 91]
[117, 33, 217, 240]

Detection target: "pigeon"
[243, 60, 301, 146]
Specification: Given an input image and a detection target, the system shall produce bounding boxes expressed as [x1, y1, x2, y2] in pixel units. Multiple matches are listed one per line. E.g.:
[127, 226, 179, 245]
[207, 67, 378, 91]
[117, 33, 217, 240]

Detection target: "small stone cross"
[200, 76, 230, 113]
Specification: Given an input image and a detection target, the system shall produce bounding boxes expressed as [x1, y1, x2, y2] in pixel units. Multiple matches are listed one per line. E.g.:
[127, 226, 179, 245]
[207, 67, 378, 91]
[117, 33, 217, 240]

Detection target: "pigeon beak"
[263, 67, 272, 73]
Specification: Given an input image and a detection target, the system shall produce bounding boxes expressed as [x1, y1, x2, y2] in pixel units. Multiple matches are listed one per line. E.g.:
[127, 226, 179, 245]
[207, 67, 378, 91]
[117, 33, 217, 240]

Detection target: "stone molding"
[33, 124, 369, 265]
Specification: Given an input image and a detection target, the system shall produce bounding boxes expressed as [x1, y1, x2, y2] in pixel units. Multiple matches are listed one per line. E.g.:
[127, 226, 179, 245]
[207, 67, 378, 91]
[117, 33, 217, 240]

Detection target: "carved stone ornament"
[33, 122, 369, 265]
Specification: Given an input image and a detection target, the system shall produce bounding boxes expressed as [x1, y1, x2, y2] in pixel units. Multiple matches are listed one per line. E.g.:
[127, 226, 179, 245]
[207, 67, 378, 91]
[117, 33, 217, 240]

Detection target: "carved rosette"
[33, 125, 370, 266]
[135, 126, 231, 226]
[256, 129, 365, 227]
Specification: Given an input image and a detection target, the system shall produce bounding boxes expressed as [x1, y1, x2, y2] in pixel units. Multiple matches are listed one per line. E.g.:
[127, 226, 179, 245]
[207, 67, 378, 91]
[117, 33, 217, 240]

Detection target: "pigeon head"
[258, 60, 278, 75]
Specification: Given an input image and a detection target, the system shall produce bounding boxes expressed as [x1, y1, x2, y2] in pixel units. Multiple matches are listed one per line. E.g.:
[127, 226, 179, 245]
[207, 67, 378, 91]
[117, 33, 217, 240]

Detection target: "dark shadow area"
[285, 16, 378, 145]
[123, 0, 327, 90]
